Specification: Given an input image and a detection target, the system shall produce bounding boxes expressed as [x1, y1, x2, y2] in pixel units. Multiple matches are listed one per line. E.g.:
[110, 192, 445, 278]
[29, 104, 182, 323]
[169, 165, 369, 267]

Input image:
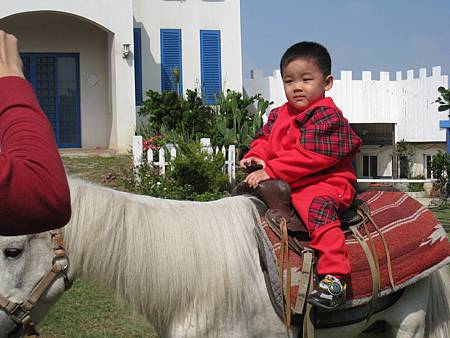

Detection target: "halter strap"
[0, 230, 71, 336]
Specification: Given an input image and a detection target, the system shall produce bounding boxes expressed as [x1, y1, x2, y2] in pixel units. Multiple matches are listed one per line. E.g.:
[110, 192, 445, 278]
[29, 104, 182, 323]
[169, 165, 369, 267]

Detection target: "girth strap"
[362, 209, 395, 289]
[350, 225, 380, 321]
[294, 248, 314, 314]
[279, 218, 291, 328]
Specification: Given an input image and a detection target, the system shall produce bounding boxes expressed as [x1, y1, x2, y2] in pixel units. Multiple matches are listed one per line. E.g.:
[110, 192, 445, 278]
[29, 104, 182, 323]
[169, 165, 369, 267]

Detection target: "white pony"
[0, 233, 66, 337]
[0, 178, 449, 337]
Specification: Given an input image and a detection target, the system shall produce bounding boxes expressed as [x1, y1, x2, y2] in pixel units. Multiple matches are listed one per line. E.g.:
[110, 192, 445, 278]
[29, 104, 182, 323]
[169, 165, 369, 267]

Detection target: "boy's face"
[282, 58, 333, 111]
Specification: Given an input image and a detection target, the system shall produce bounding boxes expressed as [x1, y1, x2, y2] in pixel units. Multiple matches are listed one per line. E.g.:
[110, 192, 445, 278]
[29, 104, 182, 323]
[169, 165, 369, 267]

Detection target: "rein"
[0, 229, 72, 337]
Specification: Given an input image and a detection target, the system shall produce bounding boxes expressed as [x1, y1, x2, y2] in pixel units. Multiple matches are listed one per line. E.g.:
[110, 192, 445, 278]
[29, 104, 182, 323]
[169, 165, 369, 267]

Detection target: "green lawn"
[430, 207, 450, 239]
[38, 155, 450, 337]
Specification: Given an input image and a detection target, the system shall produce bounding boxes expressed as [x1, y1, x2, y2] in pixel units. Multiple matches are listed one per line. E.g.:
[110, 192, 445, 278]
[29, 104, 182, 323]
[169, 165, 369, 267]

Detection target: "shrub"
[139, 89, 214, 139]
[212, 90, 271, 160]
[171, 141, 230, 194]
[430, 150, 450, 196]
[126, 139, 230, 201]
[408, 175, 425, 192]
[435, 87, 450, 112]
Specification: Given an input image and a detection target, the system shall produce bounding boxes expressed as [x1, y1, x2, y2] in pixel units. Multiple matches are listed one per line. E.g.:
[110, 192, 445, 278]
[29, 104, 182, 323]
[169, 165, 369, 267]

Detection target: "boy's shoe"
[307, 274, 346, 310]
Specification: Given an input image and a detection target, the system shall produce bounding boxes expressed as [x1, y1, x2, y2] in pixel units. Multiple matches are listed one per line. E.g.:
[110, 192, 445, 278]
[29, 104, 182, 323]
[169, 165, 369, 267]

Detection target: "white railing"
[357, 178, 436, 183]
[132, 136, 236, 182]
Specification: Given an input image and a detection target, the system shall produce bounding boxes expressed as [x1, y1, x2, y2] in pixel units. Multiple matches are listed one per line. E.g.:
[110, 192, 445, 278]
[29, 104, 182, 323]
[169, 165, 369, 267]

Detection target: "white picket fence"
[132, 135, 236, 182]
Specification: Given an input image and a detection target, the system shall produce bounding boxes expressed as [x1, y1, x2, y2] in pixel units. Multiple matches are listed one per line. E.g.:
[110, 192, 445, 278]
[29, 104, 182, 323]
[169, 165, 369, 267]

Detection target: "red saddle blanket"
[260, 190, 450, 309]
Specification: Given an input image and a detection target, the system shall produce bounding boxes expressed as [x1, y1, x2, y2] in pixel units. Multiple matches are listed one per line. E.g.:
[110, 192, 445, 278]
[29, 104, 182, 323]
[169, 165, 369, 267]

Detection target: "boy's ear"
[324, 75, 334, 91]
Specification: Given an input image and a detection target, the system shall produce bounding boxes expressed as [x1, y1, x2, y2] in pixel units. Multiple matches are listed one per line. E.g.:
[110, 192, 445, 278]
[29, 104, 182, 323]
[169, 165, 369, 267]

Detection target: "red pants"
[291, 182, 352, 277]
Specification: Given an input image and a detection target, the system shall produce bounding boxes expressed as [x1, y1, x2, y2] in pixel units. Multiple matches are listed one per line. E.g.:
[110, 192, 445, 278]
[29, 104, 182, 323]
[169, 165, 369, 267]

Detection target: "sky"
[240, 0, 450, 80]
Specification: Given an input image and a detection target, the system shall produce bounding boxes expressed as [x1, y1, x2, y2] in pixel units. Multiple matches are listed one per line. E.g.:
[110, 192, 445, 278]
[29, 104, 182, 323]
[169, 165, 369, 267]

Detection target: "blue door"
[21, 53, 81, 148]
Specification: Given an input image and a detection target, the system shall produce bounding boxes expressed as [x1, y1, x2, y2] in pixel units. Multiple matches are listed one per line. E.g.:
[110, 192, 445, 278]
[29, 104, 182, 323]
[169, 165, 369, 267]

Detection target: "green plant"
[172, 66, 181, 95]
[212, 90, 271, 160]
[435, 87, 450, 113]
[139, 89, 214, 139]
[396, 140, 414, 179]
[126, 138, 230, 201]
[408, 175, 425, 192]
[430, 150, 450, 198]
[170, 140, 230, 195]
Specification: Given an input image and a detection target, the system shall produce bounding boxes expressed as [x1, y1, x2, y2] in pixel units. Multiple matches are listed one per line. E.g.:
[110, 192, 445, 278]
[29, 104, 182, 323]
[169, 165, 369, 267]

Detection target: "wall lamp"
[122, 43, 131, 58]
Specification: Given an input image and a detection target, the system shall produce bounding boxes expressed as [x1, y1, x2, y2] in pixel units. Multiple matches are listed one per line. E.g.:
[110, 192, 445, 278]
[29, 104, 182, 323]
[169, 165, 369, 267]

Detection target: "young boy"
[240, 41, 361, 310]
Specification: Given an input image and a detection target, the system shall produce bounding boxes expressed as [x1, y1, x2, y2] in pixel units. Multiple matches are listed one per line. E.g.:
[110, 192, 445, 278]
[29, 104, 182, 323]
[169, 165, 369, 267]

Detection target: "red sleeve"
[0, 76, 71, 235]
[244, 107, 279, 162]
[264, 106, 361, 183]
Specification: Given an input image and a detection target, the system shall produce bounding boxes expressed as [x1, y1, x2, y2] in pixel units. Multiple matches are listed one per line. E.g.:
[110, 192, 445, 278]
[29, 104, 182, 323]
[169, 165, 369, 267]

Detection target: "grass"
[39, 155, 158, 337]
[430, 206, 450, 239]
[62, 155, 133, 190]
[38, 155, 450, 336]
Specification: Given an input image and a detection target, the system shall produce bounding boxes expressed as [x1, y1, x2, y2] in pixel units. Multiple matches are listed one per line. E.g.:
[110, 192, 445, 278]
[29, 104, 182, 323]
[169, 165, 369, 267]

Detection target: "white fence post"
[158, 148, 166, 175]
[228, 144, 236, 183]
[133, 136, 142, 167]
[200, 137, 213, 154]
[133, 135, 143, 167]
[132, 135, 143, 184]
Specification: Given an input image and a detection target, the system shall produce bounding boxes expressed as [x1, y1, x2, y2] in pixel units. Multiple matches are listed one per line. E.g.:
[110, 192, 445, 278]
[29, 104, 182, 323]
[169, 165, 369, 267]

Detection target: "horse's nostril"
[3, 248, 23, 259]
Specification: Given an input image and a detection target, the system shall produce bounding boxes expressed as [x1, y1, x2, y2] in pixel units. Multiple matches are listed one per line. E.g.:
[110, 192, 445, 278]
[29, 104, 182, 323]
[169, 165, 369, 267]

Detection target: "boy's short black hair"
[280, 41, 331, 77]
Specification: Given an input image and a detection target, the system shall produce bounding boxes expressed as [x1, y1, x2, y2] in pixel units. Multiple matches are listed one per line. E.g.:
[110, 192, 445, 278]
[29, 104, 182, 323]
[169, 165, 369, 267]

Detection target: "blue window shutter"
[200, 30, 221, 104]
[160, 29, 182, 95]
[134, 28, 143, 105]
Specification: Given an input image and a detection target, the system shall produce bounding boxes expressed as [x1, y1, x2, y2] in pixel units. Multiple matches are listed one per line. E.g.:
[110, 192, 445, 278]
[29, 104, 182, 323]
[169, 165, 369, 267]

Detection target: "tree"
[433, 87, 450, 198]
[435, 87, 450, 113]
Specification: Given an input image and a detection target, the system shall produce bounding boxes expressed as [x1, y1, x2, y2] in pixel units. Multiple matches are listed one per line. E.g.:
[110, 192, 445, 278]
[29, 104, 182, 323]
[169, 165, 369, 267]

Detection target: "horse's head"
[0, 232, 68, 337]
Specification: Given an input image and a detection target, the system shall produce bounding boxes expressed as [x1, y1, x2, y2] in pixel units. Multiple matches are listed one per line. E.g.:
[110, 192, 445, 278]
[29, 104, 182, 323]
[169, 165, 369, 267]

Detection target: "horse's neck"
[64, 180, 264, 331]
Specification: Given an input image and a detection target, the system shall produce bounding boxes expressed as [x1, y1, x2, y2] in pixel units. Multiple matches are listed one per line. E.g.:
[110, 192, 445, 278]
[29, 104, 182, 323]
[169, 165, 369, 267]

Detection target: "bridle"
[0, 229, 72, 337]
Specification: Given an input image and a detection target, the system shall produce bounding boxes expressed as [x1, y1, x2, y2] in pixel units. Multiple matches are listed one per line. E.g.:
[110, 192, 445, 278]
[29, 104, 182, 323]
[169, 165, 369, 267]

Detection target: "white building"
[244, 67, 449, 179]
[0, 0, 242, 152]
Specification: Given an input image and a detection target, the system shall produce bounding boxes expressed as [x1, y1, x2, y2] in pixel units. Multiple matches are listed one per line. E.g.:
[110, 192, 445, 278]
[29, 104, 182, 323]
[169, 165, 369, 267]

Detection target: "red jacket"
[245, 97, 361, 207]
[0, 76, 71, 235]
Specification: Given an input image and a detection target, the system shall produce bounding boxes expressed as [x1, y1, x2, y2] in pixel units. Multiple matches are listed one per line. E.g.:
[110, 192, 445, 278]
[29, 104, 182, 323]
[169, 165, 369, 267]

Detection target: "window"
[200, 30, 221, 104]
[424, 154, 433, 179]
[363, 155, 378, 177]
[160, 29, 182, 95]
[134, 28, 143, 106]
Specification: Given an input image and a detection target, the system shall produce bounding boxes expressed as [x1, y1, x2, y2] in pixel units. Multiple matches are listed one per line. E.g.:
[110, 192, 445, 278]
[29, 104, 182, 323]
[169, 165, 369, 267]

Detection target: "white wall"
[244, 67, 449, 143]
[352, 143, 445, 178]
[133, 0, 242, 97]
[410, 143, 445, 178]
[0, 0, 136, 152]
[0, 12, 110, 148]
[356, 145, 393, 178]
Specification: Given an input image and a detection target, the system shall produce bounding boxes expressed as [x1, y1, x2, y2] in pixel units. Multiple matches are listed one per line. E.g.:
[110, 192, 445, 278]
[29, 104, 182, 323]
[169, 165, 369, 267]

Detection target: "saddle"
[232, 178, 394, 336]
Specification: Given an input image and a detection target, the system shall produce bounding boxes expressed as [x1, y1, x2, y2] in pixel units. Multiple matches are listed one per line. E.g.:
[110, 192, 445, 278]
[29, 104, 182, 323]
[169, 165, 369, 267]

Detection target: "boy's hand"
[239, 157, 266, 173]
[0, 30, 24, 79]
[245, 169, 270, 188]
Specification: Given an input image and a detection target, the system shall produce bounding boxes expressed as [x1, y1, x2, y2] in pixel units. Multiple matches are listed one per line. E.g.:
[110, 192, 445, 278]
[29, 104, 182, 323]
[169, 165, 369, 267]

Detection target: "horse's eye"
[4, 248, 23, 258]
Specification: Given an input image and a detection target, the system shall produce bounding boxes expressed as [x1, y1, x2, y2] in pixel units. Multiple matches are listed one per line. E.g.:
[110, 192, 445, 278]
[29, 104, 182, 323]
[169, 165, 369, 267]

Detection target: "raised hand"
[0, 30, 24, 79]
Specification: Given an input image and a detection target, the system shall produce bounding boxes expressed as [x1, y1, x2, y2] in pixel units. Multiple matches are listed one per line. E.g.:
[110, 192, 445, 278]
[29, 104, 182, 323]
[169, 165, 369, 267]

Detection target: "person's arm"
[0, 31, 71, 235]
[264, 107, 361, 183]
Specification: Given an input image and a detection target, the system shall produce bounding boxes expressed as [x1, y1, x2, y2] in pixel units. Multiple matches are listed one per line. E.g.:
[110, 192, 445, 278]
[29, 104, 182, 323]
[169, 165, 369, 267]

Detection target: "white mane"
[65, 178, 265, 335]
